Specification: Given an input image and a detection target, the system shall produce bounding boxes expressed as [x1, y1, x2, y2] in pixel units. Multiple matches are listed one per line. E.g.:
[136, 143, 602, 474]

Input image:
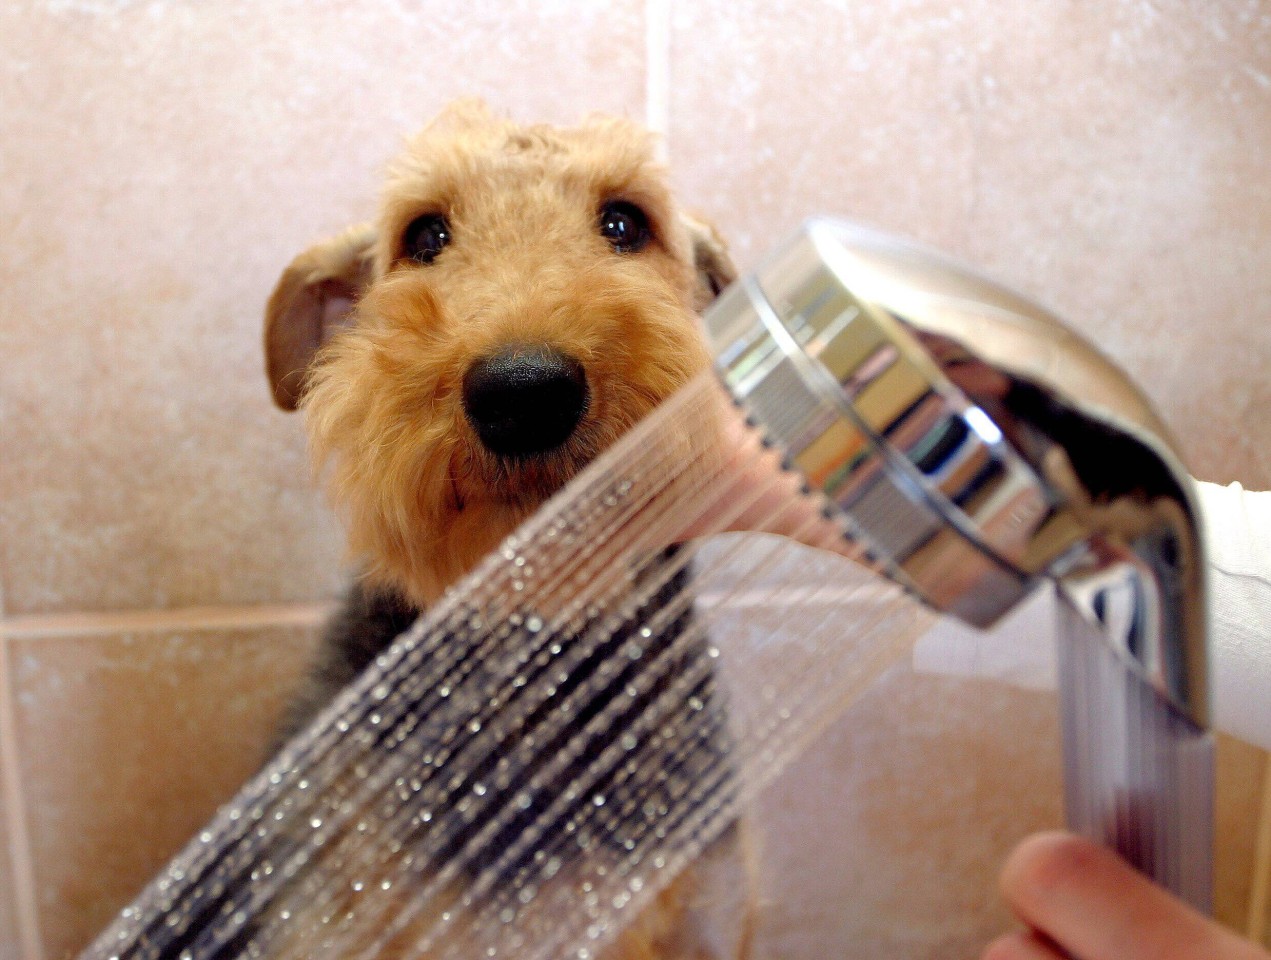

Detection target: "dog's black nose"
[462, 346, 589, 457]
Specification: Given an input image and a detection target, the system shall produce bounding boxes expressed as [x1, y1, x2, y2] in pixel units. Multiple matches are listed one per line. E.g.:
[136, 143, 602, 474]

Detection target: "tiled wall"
[2, 1, 1268, 958]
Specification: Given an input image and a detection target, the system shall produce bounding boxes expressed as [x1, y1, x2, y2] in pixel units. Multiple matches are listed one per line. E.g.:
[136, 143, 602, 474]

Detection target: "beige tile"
[668, 1, 1271, 488]
[8, 624, 322, 960]
[1257, 763, 1271, 948]
[0, 0, 647, 615]
[747, 676, 1267, 957]
[1, 636, 38, 960]
[666, 3, 1271, 949]
[0, 774, 26, 960]
[1213, 735, 1271, 937]
[750, 671, 1064, 959]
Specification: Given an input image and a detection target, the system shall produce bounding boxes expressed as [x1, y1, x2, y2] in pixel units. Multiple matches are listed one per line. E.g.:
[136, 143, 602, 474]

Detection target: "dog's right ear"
[680, 213, 738, 313]
[264, 224, 377, 411]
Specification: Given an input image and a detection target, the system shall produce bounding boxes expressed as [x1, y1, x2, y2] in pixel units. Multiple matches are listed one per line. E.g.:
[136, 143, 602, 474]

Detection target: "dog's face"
[265, 102, 734, 606]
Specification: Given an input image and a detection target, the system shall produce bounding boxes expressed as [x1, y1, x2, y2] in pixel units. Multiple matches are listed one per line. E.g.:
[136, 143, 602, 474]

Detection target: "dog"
[262, 100, 746, 960]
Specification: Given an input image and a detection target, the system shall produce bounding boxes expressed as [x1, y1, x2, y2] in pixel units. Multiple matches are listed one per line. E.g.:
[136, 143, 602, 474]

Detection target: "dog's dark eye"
[598, 201, 651, 254]
[402, 213, 451, 264]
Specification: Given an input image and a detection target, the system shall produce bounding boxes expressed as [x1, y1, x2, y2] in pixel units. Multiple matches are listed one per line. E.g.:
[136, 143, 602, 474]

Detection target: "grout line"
[1249, 751, 1271, 944]
[0, 638, 45, 960]
[0, 602, 333, 641]
[644, 0, 670, 156]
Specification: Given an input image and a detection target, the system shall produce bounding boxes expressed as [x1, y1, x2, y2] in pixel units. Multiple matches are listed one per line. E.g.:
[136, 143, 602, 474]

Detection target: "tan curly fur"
[268, 101, 728, 606]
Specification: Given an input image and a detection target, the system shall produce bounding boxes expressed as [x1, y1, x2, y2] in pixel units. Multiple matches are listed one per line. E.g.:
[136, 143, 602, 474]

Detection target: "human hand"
[985, 831, 1269, 960]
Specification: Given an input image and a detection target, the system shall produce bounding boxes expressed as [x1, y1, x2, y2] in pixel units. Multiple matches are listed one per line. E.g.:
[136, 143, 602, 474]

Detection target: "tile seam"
[644, 0, 670, 154]
[1, 602, 333, 640]
[0, 638, 45, 960]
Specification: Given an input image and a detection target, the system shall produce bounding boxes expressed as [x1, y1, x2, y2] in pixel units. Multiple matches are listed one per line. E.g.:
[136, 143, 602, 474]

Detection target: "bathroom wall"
[2, 2, 1268, 958]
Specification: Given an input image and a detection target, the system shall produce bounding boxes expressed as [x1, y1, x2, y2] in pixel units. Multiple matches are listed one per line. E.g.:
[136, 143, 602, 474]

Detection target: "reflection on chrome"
[706, 218, 1213, 910]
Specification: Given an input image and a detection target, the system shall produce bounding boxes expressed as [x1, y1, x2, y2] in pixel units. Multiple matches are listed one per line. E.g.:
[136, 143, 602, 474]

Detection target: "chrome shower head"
[706, 218, 1213, 908]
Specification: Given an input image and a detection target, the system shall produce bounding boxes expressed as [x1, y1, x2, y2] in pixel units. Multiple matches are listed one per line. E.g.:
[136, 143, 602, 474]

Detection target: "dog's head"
[265, 101, 735, 605]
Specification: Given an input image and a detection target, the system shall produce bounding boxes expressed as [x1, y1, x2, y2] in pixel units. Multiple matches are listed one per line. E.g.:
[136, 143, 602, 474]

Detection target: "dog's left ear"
[681, 213, 738, 312]
[264, 224, 376, 411]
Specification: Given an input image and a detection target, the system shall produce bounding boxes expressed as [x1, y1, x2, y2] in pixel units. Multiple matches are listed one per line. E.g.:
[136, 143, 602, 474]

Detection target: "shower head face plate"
[708, 224, 1066, 627]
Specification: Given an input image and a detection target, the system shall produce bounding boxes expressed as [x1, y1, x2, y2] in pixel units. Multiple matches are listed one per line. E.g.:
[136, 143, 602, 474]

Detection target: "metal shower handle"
[704, 218, 1213, 911]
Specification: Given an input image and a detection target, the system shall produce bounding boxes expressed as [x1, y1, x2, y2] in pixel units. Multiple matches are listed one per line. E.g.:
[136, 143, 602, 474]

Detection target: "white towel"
[1197, 480, 1271, 749]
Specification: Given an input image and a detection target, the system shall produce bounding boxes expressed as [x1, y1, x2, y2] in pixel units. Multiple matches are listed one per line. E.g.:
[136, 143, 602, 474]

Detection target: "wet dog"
[263, 101, 744, 960]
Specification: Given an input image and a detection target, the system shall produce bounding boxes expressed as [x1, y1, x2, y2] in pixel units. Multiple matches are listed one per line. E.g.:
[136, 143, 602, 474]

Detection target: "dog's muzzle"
[461, 345, 589, 458]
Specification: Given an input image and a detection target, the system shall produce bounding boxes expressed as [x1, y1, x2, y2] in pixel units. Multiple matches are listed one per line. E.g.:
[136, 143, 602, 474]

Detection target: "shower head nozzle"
[705, 218, 1214, 910]
[705, 217, 1208, 730]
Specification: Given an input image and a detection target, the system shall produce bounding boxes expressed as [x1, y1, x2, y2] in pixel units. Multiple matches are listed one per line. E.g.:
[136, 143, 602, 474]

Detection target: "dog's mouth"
[486, 442, 596, 503]
[448, 425, 601, 514]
